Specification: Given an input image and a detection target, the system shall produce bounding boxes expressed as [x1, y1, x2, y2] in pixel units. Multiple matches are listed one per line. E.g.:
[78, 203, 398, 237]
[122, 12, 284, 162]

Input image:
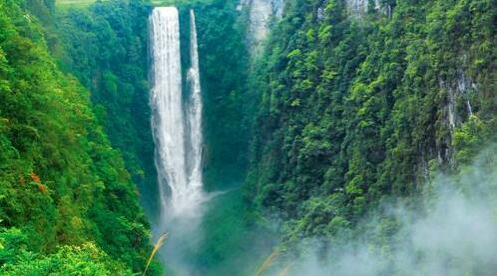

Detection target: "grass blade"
[143, 232, 169, 276]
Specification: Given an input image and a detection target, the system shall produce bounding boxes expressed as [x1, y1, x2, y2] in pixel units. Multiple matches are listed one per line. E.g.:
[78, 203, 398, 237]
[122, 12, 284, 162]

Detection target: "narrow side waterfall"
[149, 7, 204, 221]
[186, 9, 203, 203]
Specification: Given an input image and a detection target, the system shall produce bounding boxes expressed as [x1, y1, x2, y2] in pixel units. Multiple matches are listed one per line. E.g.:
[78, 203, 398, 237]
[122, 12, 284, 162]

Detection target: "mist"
[270, 148, 497, 276]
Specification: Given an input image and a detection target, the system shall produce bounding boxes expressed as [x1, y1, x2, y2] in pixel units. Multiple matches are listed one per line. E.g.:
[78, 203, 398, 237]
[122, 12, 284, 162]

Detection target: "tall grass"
[255, 250, 279, 276]
[143, 233, 169, 276]
[277, 264, 293, 276]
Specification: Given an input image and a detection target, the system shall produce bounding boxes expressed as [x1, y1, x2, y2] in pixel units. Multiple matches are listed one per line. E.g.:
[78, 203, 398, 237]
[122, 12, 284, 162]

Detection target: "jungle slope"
[247, 0, 496, 250]
[0, 0, 160, 274]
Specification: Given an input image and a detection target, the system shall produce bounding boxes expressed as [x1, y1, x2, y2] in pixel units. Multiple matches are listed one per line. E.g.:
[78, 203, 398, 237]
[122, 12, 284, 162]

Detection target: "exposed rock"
[240, 0, 284, 55]
[437, 61, 477, 165]
[345, 0, 380, 16]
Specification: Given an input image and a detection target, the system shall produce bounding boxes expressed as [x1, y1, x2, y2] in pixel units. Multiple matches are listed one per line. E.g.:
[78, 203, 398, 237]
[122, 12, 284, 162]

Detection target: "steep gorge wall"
[239, 0, 284, 54]
[246, 0, 497, 243]
[0, 0, 158, 274]
[55, 0, 159, 218]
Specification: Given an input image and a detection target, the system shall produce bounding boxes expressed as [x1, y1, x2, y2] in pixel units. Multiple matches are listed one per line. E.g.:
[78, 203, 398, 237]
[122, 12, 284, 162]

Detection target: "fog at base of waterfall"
[149, 6, 216, 275]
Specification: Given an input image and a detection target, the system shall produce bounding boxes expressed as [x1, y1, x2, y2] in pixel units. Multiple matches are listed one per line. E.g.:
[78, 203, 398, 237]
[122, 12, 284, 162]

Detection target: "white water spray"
[150, 7, 204, 220]
[186, 9, 203, 199]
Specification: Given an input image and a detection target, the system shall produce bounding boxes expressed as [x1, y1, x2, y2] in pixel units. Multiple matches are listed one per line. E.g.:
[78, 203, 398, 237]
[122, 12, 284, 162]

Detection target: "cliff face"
[246, 0, 497, 245]
[345, 0, 378, 14]
[239, 0, 284, 54]
[240, 0, 391, 53]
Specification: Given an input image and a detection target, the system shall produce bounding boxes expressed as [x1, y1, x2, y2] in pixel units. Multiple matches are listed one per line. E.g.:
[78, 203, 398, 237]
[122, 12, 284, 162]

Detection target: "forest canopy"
[0, 0, 160, 274]
[1, 0, 496, 274]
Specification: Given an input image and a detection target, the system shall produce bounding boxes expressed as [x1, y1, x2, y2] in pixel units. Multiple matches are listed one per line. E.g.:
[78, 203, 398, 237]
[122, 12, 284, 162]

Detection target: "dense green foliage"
[192, 0, 251, 189]
[247, 0, 496, 244]
[54, 0, 255, 273]
[53, 0, 256, 273]
[188, 1, 273, 273]
[54, 0, 159, 217]
[1, 228, 134, 275]
[0, 0, 159, 273]
[3, 0, 495, 273]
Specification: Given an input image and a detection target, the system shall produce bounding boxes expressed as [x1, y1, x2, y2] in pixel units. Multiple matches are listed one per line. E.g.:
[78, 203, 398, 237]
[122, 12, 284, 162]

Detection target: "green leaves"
[0, 0, 157, 274]
[0, 240, 133, 275]
[248, 0, 497, 250]
[287, 49, 302, 60]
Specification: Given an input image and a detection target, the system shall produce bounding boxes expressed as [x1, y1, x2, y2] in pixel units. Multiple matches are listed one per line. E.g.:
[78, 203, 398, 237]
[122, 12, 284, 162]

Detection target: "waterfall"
[149, 7, 204, 220]
[186, 10, 203, 198]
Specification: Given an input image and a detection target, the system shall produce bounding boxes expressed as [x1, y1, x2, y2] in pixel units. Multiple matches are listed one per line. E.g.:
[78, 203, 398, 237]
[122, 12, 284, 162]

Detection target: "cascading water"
[186, 9, 203, 206]
[149, 7, 204, 223]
